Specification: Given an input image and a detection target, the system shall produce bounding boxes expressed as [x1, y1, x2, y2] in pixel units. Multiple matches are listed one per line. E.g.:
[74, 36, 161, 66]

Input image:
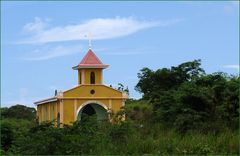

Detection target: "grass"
[104, 123, 239, 155]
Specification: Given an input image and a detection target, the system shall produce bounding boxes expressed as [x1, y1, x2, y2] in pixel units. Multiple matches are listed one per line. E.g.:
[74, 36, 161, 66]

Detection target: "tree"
[136, 60, 205, 100]
[117, 83, 129, 95]
[1, 122, 14, 151]
[1, 105, 36, 121]
[135, 60, 239, 132]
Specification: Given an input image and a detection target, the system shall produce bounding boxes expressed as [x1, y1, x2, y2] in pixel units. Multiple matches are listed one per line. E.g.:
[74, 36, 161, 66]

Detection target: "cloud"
[23, 17, 50, 33]
[223, 64, 239, 70]
[22, 45, 82, 60]
[19, 17, 183, 44]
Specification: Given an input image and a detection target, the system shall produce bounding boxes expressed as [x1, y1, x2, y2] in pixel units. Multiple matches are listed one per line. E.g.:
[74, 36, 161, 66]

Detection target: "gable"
[63, 85, 123, 98]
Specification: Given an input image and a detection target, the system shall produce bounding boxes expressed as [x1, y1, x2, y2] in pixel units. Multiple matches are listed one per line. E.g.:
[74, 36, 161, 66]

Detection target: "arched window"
[90, 72, 95, 84]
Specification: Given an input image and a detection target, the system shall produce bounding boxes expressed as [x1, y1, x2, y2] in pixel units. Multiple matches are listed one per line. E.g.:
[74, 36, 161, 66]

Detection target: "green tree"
[135, 60, 239, 132]
[1, 122, 14, 151]
[136, 60, 205, 100]
[1, 105, 36, 121]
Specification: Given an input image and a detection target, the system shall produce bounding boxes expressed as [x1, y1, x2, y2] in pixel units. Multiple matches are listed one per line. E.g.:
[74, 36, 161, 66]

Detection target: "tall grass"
[98, 123, 239, 155]
[4, 119, 238, 155]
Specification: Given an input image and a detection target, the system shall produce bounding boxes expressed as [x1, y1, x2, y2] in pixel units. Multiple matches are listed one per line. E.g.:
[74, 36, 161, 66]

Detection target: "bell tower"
[72, 49, 109, 85]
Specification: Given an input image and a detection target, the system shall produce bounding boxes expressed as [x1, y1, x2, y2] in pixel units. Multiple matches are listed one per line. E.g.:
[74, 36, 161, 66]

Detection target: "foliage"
[0, 60, 239, 155]
[117, 83, 129, 95]
[0, 105, 37, 154]
[136, 60, 239, 133]
[135, 59, 205, 99]
[2, 119, 238, 155]
[1, 105, 36, 121]
[0, 118, 37, 154]
[125, 99, 152, 123]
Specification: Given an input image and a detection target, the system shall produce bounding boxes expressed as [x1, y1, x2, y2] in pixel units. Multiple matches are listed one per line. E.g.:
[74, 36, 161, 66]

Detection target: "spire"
[72, 49, 109, 70]
[79, 49, 102, 65]
[85, 33, 92, 50]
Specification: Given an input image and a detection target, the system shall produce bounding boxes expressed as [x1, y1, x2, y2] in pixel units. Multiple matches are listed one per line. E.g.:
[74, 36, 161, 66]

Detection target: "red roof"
[73, 49, 108, 69]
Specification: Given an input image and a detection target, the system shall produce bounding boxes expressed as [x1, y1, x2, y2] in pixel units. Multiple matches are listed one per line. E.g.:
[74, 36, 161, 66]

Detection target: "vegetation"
[1, 60, 239, 155]
[0, 105, 37, 154]
[135, 59, 239, 133]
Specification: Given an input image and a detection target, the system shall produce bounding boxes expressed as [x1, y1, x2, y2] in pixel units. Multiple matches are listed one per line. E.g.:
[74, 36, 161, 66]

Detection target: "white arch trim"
[75, 100, 108, 120]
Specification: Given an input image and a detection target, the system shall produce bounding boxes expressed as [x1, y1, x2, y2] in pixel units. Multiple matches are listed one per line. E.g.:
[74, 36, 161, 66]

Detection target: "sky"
[1, 1, 239, 108]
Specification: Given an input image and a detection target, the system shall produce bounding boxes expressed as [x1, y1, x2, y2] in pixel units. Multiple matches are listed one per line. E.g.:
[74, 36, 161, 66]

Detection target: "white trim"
[76, 100, 108, 119]
[72, 65, 109, 70]
[60, 100, 63, 123]
[34, 97, 57, 105]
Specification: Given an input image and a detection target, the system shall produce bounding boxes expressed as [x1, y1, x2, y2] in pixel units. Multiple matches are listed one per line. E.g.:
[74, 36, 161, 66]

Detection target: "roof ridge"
[79, 49, 103, 65]
[73, 49, 109, 70]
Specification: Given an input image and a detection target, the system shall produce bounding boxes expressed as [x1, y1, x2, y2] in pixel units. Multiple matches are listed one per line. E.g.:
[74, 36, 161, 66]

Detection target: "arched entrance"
[77, 102, 108, 121]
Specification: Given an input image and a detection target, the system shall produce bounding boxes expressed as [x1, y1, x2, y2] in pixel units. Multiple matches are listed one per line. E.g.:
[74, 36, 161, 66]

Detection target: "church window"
[90, 89, 95, 94]
[79, 72, 82, 84]
[90, 72, 95, 84]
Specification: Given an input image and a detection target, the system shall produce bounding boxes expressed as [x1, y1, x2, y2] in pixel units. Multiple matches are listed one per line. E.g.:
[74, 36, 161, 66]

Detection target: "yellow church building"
[34, 48, 128, 125]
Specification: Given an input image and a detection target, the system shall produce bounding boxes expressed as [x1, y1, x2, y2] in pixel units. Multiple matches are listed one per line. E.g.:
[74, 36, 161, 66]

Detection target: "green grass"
[112, 124, 238, 155]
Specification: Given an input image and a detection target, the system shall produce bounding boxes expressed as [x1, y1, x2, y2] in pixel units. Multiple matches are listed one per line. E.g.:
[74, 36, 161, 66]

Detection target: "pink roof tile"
[79, 49, 103, 65]
[73, 49, 108, 69]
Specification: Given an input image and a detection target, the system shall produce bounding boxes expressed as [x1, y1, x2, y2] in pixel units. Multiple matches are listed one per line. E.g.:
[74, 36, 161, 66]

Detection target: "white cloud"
[223, 64, 239, 70]
[19, 17, 183, 44]
[23, 17, 50, 33]
[22, 45, 82, 60]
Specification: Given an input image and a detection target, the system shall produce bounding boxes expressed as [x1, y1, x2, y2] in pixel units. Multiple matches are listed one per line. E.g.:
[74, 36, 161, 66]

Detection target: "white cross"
[85, 33, 92, 49]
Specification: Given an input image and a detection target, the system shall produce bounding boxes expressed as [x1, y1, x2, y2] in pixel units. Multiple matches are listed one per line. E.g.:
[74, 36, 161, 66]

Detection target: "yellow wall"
[37, 101, 59, 123]
[61, 85, 124, 124]
[64, 85, 122, 97]
[62, 99, 74, 124]
[111, 99, 124, 113]
[37, 85, 125, 125]
[78, 68, 103, 85]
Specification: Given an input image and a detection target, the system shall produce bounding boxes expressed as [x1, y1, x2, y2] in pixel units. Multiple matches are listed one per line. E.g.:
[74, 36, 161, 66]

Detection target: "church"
[34, 47, 128, 125]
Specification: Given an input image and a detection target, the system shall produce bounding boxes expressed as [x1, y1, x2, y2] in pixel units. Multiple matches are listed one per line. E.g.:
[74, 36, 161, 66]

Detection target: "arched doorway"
[77, 103, 108, 121]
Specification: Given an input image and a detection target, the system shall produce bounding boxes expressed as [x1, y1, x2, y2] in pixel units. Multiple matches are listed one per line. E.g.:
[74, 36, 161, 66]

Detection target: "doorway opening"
[77, 103, 108, 121]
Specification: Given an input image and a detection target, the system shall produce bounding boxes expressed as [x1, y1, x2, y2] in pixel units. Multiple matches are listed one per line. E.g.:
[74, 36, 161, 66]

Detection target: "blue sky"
[1, 1, 239, 108]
